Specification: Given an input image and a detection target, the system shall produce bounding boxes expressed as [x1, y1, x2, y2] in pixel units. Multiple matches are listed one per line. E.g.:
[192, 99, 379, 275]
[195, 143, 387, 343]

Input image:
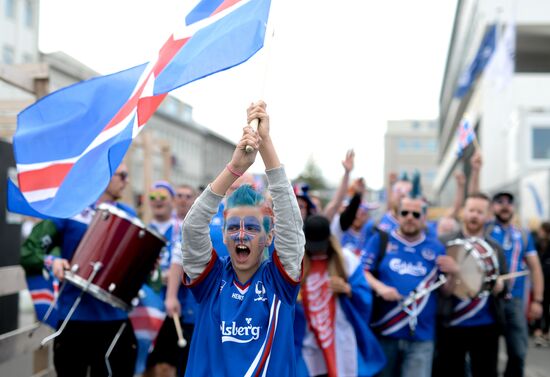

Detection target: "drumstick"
[173, 315, 187, 348]
[245, 118, 259, 153]
[497, 270, 530, 281]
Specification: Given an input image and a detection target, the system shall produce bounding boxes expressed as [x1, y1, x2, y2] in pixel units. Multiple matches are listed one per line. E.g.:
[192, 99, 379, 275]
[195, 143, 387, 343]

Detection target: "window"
[3, 45, 14, 64]
[532, 127, 550, 159]
[5, 0, 15, 19]
[24, 0, 33, 28]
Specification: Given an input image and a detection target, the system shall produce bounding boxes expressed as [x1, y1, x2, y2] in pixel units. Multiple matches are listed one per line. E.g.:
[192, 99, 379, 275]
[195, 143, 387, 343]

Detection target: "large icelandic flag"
[8, 0, 272, 218]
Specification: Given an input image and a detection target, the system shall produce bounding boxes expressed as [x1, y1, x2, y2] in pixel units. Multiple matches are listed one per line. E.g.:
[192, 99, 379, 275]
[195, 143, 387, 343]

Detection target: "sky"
[39, 0, 457, 189]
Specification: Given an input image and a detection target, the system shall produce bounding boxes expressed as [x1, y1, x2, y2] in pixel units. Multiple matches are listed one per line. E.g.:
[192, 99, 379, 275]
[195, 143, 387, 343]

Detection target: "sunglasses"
[149, 192, 168, 201]
[400, 210, 422, 219]
[176, 193, 193, 199]
[114, 171, 128, 181]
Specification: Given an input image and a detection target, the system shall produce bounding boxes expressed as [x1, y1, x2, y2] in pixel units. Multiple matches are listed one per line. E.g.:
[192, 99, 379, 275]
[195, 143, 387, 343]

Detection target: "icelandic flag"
[455, 24, 497, 98]
[129, 284, 166, 375]
[456, 116, 476, 157]
[26, 274, 59, 328]
[8, 0, 272, 219]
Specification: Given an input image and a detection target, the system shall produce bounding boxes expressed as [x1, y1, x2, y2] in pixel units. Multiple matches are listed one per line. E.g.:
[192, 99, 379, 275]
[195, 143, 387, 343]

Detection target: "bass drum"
[64, 203, 166, 311]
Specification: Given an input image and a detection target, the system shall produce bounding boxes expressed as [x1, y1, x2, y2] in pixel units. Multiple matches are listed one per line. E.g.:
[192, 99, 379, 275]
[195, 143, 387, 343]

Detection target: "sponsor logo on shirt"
[421, 248, 436, 261]
[389, 258, 427, 276]
[220, 319, 261, 343]
[232, 292, 244, 301]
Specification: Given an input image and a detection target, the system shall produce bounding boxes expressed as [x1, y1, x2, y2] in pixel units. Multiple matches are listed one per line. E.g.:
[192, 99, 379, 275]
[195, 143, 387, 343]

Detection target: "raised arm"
[181, 127, 260, 281]
[323, 149, 354, 222]
[468, 150, 482, 195]
[248, 101, 305, 280]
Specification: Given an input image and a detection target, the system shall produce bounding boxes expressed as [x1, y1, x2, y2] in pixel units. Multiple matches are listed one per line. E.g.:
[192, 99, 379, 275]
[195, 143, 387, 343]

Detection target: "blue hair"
[226, 184, 272, 232]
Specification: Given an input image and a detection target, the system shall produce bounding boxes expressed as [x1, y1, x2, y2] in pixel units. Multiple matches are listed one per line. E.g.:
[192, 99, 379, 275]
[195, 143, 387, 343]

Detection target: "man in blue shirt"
[363, 195, 458, 377]
[20, 164, 138, 377]
[180, 101, 305, 376]
[488, 191, 544, 377]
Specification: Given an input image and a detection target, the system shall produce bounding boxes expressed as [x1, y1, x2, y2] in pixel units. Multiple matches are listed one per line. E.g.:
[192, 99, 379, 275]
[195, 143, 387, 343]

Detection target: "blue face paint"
[225, 216, 262, 243]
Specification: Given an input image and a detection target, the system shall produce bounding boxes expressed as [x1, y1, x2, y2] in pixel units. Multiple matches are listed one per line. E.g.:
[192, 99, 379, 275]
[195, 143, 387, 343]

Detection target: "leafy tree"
[293, 156, 326, 190]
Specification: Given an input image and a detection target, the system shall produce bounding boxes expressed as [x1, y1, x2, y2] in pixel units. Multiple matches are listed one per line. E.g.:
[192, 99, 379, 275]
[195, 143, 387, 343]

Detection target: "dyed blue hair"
[226, 184, 272, 232]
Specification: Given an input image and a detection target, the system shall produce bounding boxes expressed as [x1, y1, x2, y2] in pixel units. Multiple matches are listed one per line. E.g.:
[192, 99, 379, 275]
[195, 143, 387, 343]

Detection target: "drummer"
[433, 192, 507, 377]
[20, 164, 138, 377]
[361, 191, 459, 377]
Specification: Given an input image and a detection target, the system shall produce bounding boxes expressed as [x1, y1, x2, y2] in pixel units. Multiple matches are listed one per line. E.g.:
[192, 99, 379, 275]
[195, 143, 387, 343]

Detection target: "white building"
[1, 0, 39, 65]
[384, 120, 439, 202]
[434, 0, 550, 224]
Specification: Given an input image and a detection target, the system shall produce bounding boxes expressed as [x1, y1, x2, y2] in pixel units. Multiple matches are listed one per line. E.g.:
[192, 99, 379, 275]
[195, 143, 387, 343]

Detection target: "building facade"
[384, 120, 439, 202]
[434, 0, 550, 225]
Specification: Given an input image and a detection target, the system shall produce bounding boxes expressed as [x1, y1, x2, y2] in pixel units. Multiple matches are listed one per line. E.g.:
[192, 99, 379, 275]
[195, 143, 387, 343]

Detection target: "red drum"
[446, 237, 499, 300]
[64, 203, 166, 311]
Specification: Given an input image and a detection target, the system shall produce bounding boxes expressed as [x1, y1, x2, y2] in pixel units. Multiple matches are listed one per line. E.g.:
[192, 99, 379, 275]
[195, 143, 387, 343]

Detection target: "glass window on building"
[24, 0, 33, 27]
[532, 127, 550, 159]
[3, 45, 14, 64]
[5, 0, 15, 18]
[398, 139, 408, 152]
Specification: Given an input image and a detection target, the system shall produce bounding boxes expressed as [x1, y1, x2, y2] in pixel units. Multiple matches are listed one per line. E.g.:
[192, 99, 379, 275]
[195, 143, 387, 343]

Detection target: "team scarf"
[301, 257, 338, 377]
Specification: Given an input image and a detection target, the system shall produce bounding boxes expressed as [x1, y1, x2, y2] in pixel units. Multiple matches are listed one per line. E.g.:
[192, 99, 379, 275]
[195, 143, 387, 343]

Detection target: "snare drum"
[446, 237, 499, 300]
[64, 203, 166, 311]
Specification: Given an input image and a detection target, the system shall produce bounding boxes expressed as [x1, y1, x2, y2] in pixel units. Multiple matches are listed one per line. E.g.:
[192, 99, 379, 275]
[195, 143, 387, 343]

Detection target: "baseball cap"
[492, 191, 514, 203]
[303, 215, 331, 252]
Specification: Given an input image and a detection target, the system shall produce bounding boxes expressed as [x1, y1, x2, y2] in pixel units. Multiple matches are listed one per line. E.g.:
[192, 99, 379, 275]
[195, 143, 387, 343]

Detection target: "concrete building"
[384, 120, 439, 202]
[434, 0, 550, 225]
[1, 0, 39, 65]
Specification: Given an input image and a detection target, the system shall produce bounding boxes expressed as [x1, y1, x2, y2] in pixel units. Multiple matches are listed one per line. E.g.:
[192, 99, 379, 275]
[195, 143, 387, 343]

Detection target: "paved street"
[498, 337, 550, 377]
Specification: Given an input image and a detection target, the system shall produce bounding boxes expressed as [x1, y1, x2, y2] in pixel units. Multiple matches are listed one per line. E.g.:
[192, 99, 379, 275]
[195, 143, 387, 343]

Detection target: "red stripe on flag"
[213, 0, 242, 16]
[19, 163, 73, 192]
[31, 292, 54, 302]
[103, 36, 189, 133]
[137, 94, 168, 127]
[130, 315, 165, 331]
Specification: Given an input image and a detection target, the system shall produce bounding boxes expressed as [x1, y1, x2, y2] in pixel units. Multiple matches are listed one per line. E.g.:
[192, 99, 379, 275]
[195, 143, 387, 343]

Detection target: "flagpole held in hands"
[245, 11, 276, 153]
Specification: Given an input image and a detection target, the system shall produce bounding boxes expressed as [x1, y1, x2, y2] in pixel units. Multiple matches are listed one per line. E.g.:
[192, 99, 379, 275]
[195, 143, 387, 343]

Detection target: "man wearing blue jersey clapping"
[180, 101, 305, 376]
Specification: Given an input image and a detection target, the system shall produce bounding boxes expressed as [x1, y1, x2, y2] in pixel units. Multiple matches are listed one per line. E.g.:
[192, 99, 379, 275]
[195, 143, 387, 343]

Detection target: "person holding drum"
[180, 101, 305, 376]
[487, 191, 544, 377]
[362, 194, 459, 377]
[433, 192, 507, 377]
[20, 164, 138, 377]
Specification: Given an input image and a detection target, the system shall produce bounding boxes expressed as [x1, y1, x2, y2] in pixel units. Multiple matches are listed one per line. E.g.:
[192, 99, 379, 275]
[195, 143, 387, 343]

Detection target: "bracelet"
[226, 164, 243, 178]
[533, 299, 543, 304]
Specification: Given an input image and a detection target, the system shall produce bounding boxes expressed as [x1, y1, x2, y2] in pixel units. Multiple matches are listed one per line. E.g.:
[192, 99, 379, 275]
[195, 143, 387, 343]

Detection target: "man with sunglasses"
[145, 181, 195, 377]
[487, 191, 544, 377]
[362, 196, 458, 377]
[433, 192, 507, 377]
[20, 164, 138, 377]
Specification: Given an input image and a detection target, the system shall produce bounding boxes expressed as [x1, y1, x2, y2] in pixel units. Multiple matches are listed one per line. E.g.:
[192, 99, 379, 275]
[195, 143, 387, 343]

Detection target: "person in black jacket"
[533, 221, 550, 347]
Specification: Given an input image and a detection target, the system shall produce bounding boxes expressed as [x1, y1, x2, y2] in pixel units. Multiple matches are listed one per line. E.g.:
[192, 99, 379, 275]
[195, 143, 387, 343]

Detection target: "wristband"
[533, 299, 543, 304]
[226, 164, 243, 178]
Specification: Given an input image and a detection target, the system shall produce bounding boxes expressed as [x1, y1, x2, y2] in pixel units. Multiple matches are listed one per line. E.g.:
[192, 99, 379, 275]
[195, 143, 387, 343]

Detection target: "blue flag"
[9, 0, 271, 218]
[455, 24, 497, 98]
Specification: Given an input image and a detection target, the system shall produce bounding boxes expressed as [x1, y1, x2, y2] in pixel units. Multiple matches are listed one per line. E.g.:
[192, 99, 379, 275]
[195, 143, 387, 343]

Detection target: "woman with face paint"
[180, 101, 305, 377]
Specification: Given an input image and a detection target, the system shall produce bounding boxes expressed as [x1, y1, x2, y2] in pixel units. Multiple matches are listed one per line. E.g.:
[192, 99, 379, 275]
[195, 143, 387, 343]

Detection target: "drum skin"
[446, 238, 499, 300]
[66, 204, 166, 310]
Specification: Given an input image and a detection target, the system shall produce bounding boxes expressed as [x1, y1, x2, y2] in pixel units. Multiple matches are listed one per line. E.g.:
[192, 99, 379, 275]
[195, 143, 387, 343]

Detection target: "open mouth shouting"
[235, 244, 251, 263]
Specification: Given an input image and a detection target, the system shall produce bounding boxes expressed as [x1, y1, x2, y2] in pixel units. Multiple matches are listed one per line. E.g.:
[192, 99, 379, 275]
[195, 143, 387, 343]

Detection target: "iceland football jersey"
[489, 223, 537, 299]
[362, 230, 445, 341]
[184, 250, 300, 377]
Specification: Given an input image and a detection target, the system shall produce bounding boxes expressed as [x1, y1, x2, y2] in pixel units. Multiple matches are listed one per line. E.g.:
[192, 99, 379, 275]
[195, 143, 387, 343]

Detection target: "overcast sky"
[39, 0, 457, 188]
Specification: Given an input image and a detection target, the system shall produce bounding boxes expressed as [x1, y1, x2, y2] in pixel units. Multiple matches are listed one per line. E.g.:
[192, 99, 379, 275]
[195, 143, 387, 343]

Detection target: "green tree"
[293, 156, 326, 190]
